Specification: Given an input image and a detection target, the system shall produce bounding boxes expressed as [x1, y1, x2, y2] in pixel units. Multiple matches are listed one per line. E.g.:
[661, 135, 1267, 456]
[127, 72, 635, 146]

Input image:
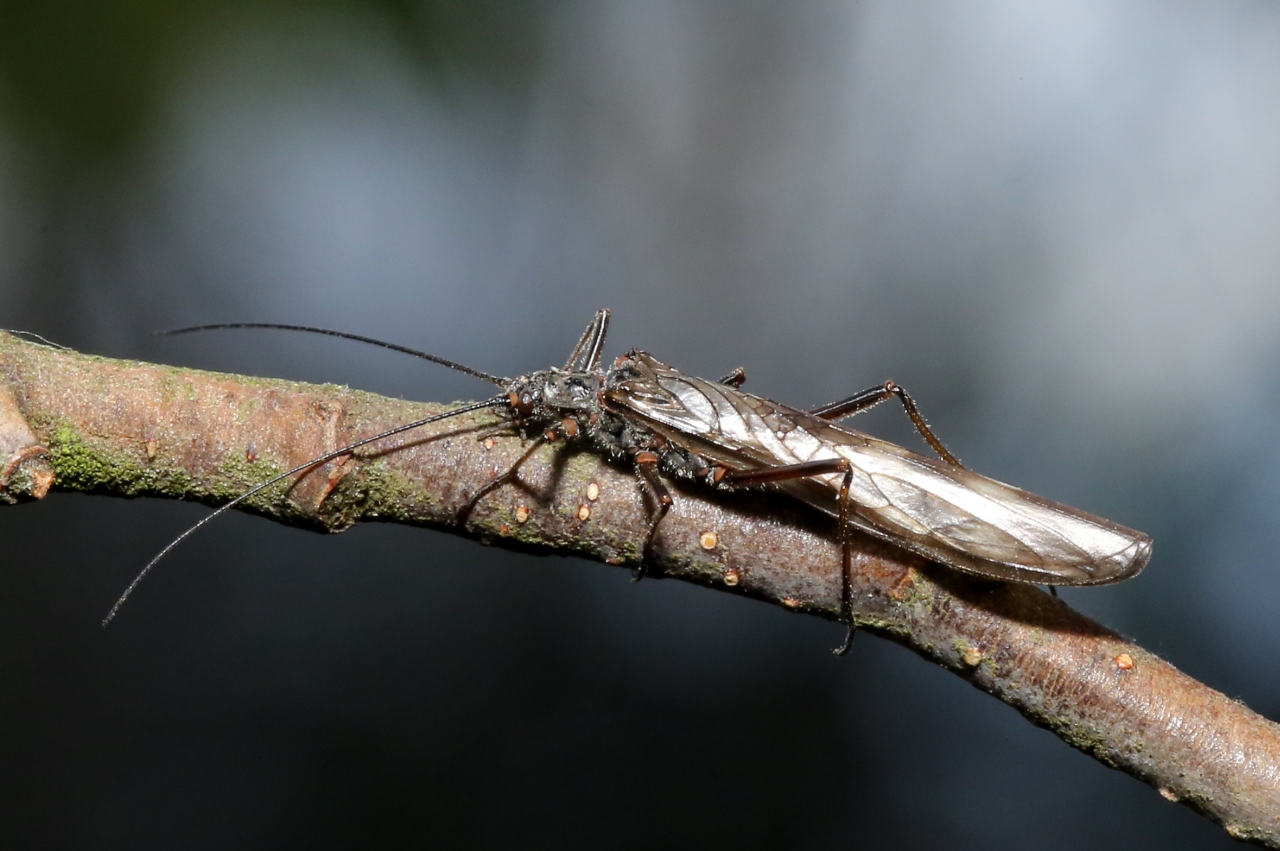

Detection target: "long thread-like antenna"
[4, 330, 68, 350]
[102, 395, 509, 626]
[161, 323, 509, 387]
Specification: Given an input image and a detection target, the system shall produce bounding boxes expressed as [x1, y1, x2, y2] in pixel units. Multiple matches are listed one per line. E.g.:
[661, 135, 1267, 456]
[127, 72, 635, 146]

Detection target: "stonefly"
[105, 310, 1152, 653]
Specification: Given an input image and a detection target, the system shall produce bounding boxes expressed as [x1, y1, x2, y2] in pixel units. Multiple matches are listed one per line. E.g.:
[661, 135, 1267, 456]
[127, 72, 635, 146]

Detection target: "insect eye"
[509, 391, 535, 417]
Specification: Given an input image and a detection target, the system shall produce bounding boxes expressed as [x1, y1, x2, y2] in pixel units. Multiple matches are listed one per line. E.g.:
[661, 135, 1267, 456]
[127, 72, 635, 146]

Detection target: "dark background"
[2, 2, 1278, 848]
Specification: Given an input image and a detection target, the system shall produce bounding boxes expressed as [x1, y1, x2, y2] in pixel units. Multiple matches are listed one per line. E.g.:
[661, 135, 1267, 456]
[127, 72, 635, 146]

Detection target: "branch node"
[0, 381, 53, 503]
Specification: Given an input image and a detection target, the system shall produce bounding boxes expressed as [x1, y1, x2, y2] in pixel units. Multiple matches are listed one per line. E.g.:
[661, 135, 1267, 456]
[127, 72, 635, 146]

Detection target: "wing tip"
[1121, 535, 1154, 579]
[1084, 534, 1153, 585]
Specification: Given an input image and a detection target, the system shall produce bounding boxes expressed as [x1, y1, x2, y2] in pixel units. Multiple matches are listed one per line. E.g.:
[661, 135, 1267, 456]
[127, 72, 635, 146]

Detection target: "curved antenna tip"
[101, 395, 510, 625]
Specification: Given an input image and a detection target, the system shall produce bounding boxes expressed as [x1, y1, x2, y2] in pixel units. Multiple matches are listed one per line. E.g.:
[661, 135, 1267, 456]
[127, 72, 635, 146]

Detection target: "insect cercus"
[105, 310, 1152, 653]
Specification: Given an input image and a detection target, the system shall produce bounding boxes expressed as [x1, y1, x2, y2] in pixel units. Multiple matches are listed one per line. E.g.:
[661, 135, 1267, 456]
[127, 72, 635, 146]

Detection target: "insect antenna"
[4, 329, 69, 350]
[159, 323, 509, 387]
[102, 395, 510, 627]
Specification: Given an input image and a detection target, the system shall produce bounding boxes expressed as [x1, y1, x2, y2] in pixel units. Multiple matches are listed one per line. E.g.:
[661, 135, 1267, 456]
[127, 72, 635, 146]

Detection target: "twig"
[0, 330, 1277, 845]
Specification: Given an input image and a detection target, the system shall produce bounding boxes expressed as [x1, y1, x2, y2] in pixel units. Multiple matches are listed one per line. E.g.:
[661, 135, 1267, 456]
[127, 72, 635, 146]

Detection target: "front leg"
[458, 418, 581, 523]
[631, 450, 673, 580]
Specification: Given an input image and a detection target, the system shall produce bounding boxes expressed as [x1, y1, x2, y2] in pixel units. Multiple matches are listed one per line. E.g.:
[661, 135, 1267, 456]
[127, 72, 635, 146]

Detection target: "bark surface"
[1, 331, 1276, 846]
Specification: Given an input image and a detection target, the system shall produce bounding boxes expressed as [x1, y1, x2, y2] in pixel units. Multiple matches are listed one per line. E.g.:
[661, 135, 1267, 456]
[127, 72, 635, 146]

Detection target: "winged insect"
[106, 311, 1152, 653]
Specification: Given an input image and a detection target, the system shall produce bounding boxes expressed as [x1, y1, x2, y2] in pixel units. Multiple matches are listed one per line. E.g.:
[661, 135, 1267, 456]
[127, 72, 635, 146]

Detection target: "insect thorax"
[503, 365, 711, 480]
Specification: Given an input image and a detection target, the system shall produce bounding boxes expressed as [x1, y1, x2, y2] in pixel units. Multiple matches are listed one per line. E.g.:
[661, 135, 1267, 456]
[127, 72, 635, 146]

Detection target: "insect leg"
[457, 432, 553, 523]
[563, 314, 601, 371]
[563, 310, 611, 371]
[717, 367, 747, 388]
[717, 459, 857, 654]
[631, 450, 673, 580]
[808, 381, 961, 467]
[459, 411, 596, 523]
[830, 464, 856, 656]
[581, 310, 611, 371]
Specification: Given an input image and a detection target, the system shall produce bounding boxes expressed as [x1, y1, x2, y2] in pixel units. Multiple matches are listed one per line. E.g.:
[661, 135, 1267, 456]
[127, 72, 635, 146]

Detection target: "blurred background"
[1, 1, 1277, 848]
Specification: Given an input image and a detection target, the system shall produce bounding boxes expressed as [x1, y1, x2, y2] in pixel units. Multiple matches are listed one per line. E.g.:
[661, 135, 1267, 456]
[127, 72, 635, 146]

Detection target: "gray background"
[1, 2, 1277, 848]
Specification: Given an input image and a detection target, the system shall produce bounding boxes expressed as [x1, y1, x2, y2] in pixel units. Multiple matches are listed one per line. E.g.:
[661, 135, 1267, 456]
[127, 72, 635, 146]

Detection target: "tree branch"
[2, 330, 1277, 845]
